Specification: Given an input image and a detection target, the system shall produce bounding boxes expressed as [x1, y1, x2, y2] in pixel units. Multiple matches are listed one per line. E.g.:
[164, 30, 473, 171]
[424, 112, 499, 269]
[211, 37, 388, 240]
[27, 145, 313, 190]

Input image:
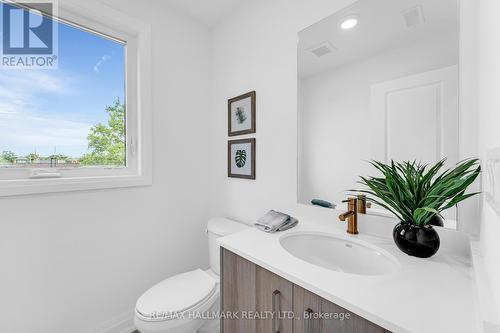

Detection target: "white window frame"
[0, 0, 152, 196]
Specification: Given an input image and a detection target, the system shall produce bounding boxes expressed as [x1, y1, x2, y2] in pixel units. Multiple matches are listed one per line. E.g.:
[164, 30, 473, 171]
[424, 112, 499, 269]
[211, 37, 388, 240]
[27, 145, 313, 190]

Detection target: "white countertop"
[218, 213, 479, 333]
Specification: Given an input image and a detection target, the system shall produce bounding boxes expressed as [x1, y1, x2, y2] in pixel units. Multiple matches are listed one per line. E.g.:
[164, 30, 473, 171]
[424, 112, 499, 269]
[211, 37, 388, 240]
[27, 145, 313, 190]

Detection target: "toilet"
[134, 218, 248, 333]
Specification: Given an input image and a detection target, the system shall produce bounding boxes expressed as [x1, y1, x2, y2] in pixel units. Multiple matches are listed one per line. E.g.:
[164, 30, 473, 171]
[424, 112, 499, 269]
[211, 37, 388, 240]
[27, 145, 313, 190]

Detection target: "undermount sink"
[280, 232, 400, 276]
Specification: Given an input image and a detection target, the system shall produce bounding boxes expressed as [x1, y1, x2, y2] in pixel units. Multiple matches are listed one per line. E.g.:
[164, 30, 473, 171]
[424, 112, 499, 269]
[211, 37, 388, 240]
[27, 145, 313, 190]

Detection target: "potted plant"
[357, 159, 480, 258]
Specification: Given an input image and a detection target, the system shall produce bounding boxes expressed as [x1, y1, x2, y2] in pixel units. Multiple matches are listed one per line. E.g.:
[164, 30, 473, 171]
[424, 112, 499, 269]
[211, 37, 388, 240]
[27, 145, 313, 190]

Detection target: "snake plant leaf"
[354, 159, 481, 226]
[441, 192, 481, 211]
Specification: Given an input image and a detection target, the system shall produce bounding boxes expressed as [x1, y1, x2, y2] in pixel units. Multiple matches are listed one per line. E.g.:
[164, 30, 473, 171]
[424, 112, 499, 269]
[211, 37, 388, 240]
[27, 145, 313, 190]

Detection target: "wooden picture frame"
[228, 138, 256, 179]
[228, 91, 256, 136]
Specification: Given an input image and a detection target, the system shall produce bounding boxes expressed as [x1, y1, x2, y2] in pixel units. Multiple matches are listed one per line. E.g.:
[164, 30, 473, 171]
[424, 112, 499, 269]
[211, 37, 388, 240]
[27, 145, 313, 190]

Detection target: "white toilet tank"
[207, 218, 248, 275]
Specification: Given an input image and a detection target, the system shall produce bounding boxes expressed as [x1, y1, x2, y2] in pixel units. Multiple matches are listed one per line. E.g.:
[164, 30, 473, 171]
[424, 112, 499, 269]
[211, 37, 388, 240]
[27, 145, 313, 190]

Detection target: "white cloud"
[0, 112, 90, 145]
[93, 55, 111, 73]
[0, 69, 74, 118]
[0, 69, 72, 95]
[0, 69, 90, 156]
[0, 111, 91, 157]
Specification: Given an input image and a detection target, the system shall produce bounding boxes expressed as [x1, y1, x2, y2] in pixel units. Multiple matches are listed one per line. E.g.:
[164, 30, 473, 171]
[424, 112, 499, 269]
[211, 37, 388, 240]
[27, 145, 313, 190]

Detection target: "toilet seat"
[135, 269, 218, 322]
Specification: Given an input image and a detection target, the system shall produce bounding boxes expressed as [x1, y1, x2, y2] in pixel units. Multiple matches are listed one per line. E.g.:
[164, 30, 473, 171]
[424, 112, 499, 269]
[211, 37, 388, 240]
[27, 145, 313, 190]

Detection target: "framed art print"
[228, 138, 256, 179]
[228, 91, 256, 136]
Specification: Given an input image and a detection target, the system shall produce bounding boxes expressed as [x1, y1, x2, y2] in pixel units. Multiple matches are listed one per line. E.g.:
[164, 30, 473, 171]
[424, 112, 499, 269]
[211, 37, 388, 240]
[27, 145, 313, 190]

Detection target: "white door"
[371, 65, 458, 165]
[370, 65, 459, 221]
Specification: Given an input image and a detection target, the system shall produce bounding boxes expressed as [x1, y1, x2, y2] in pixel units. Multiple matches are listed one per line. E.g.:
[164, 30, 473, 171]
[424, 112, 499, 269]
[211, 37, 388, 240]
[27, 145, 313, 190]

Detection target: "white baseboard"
[85, 310, 136, 333]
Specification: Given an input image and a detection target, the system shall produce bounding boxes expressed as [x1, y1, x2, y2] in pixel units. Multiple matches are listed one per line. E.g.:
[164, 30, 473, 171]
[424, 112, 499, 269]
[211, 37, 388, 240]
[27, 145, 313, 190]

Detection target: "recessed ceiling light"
[340, 17, 358, 30]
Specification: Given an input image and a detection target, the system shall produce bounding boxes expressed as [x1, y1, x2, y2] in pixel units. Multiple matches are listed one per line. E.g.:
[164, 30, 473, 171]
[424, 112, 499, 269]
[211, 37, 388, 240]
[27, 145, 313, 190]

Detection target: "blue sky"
[0, 9, 125, 158]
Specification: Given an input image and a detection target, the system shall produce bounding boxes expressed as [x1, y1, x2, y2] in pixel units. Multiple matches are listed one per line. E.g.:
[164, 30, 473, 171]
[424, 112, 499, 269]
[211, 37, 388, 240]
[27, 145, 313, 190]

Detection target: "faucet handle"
[356, 194, 372, 214]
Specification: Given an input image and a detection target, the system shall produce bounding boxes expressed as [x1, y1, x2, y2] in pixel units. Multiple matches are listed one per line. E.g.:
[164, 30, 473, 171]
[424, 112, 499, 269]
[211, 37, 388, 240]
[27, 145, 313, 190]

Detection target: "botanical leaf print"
[235, 107, 247, 124]
[235, 150, 247, 168]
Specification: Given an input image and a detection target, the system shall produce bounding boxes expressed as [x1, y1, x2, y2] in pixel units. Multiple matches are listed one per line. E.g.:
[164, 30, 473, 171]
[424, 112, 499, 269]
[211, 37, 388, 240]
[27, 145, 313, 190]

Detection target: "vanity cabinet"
[221, 248, 390, 333]
[294, 285, 389, 333]
[220, 248, 293, 333]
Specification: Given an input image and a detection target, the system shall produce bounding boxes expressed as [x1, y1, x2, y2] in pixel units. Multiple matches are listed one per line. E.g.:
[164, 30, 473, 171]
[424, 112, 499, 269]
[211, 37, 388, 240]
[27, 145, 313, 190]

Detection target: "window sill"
[0, 174, 152, 197]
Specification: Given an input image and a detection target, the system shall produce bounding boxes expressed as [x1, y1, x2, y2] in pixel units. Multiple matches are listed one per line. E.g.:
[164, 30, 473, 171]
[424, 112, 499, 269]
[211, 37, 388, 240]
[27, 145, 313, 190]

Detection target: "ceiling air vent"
[403, 5, 425, 28]
[309, 42, 336, 58]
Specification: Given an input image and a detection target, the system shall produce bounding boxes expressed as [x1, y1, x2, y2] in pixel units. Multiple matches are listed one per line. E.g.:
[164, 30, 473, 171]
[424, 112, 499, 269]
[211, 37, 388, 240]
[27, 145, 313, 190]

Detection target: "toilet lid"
[135, 269, 217, 321]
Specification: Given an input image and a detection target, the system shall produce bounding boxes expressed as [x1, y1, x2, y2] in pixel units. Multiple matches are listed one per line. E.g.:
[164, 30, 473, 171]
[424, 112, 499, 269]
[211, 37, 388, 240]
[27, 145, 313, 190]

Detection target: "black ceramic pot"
[428, 215, 444, 227]
[393, 222, 440, 258]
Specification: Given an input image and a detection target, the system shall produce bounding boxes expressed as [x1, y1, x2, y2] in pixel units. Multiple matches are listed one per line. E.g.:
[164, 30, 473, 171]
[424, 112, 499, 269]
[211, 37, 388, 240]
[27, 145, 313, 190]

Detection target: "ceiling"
[298, 0, 459, 78]
[160, 0, 247, 27]
[100, 0, 246, 27]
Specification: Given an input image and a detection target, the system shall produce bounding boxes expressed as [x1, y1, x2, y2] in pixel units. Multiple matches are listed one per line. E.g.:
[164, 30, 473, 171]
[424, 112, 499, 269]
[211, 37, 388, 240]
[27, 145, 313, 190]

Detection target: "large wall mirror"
[298, 0, 459, 228]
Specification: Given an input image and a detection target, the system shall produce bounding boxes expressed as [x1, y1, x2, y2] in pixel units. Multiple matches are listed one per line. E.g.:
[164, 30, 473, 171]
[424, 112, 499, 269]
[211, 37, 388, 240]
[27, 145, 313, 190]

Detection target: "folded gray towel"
[254, 210, 299, 233]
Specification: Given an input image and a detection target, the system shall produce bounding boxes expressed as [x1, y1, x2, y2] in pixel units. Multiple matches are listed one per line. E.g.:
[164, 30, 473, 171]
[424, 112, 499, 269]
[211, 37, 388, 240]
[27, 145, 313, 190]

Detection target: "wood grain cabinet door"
[293, 284, 322, 333]
[254, 264, 293, 333]
[293, 285, 391, 333]
[221, 248, 257, 333]
[221, 248, 293, 333]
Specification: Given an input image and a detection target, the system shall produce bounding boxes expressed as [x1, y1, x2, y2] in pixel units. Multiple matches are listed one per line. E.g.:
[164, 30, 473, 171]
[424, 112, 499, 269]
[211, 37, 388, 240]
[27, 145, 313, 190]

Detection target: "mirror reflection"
[298, 0, 459, 227]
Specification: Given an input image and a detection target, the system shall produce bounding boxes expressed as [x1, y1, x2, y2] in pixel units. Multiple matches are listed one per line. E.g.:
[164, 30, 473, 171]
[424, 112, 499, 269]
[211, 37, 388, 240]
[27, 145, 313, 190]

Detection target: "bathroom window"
[0, 1, 152, 195]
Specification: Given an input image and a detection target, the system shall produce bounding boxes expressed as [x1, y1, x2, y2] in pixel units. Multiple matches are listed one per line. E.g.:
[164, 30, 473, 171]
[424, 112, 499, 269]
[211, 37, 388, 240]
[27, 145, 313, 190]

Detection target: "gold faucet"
[338, 197, 359, 234]
[357, 194, 371, 214]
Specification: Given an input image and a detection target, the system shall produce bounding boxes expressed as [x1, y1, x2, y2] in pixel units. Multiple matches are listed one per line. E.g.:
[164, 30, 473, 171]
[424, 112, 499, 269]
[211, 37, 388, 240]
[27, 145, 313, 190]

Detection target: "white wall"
[0, 1, 212, 332]
[458, 0, 481, 237]
[299, 32, 458, 205]
[209, 0, 358, 222]
[478, 0, 500, 320]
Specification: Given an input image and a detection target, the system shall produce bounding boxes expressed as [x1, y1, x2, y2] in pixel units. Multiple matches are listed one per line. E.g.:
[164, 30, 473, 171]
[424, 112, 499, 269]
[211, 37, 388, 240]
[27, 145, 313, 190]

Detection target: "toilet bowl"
[134, 218, 248, 333]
